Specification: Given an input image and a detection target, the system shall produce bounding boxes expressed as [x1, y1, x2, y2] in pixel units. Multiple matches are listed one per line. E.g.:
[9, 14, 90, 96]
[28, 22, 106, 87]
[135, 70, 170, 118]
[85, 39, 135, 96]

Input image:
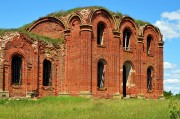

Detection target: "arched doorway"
[123, 62, 133, 97]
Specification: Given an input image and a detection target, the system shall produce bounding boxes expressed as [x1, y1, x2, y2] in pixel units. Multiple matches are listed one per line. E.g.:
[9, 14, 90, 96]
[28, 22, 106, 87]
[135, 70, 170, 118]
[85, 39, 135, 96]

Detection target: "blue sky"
[0, 0, 180, 94]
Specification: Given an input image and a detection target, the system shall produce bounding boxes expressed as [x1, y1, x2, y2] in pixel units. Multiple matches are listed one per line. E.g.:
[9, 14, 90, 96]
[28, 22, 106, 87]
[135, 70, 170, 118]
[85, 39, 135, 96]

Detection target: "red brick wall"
[0, 8, 163, 99]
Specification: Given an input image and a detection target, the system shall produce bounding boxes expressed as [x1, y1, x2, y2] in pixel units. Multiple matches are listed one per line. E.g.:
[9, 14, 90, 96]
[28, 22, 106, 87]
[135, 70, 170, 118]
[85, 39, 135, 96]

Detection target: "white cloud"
[164, 79, 180, 84]
[164, 73, 171, 77]
[164, 62, 176, 70]
[154, 10, 180, 40]
[172, 70, 180, 73]
[171, 74, 180, 79]
[164, 78, 180, 94]
[161, 10, 180, 21]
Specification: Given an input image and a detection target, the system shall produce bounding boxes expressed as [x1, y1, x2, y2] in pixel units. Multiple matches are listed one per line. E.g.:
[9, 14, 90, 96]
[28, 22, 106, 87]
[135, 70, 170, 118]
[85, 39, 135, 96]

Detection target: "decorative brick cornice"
[138, 36, 144, 43]
[80, 24, 92, 32]
[112, 30, 121, 38]
[64, 29, 71, 36]
[158, 41, 164, 48]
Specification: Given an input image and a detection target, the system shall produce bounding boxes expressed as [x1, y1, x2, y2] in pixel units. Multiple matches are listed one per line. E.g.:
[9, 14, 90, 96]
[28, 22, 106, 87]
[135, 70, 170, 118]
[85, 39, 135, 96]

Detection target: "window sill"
[123, 50, 133, 53]
[11, 84, 22, 89]
[97, 87, 107, 91]
[147, 54, 154, 57]
[42, 86, 54, 91]
[147, 90, 153, 93]
[97, 45, 106, 48]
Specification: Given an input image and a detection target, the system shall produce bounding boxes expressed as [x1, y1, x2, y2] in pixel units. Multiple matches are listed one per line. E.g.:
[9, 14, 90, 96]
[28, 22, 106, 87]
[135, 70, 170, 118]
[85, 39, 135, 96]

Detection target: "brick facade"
[0, 7, 164, 98]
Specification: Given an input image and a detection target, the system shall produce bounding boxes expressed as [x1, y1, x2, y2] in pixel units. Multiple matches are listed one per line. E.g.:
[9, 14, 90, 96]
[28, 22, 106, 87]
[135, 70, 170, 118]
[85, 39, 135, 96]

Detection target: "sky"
[0, 0, 180, 94]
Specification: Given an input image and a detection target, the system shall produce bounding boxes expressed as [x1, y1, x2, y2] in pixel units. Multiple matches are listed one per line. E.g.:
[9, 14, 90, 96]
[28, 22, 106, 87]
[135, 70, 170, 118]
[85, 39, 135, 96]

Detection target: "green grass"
[0, 96, 179, 119]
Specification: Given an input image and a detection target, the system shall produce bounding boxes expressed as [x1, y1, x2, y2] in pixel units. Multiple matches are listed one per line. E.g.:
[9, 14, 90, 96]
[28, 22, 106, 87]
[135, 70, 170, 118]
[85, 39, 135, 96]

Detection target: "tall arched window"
[97, 23, 105, 45]
[43, 59, 52, 86]
[147, 35, 152, 54]
[123, 29, 131, 50]
[97, 60, 106, 88]
[11, 56, 22, 84]
[147, 67, 153, 91]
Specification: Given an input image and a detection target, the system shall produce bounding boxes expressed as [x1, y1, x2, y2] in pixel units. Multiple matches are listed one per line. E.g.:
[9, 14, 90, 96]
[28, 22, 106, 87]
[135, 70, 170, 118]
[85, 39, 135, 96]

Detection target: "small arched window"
[11, 56, 22, 84]
[147, 35, 152, 54]
[147, 67, 153, 91]
[43, 59, 52, 86]
[123, 29, 131, 50]
[97, 23, 105, 45]
[97, 60, 106, 89]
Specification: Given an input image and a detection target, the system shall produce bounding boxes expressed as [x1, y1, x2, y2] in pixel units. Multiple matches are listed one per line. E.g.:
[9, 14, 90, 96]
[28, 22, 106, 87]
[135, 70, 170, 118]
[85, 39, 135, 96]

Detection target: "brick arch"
[143, 25, 160, 42]
[93, 55, 108, 65]
[28, 17, 65, 39]
[91, 10, 115, 46]
[7, 49, 26, 62]
[90, 9, 115, 29]
[67, 15, 82, 28]
[98, 58, 107, 65]
[143, 25, 159, 54]
[119, 16, 138, 33]
[120, 17, 138, 50]
[123, 60, 135, 70]
[147, 65, 154, 72]
[43, 57, 55, 65]
[122, 60, 135, 97]
[69, 16, 81, 41]
[3, 50, 28, 97]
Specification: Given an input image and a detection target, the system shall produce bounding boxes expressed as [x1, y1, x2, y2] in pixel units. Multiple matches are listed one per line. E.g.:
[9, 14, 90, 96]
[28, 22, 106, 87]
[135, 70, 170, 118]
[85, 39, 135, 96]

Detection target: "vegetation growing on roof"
[0, 6, 156, 43]
[0, 28, 64, 44]
[24, 32, 64, 44]
[0, 29, 18, 36]
[47, 6, 123, 18]
[18, 22, 34, 31]
[135, 19, 150, 26]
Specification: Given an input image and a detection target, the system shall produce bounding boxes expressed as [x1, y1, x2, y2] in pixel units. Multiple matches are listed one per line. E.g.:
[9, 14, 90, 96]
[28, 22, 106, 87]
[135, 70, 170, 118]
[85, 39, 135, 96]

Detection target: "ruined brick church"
[0, 7, 164, 98]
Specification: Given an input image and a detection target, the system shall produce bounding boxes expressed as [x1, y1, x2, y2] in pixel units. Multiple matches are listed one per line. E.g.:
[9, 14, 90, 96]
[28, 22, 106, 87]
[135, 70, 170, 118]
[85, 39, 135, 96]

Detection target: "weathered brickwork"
[0, 7, 164, 99]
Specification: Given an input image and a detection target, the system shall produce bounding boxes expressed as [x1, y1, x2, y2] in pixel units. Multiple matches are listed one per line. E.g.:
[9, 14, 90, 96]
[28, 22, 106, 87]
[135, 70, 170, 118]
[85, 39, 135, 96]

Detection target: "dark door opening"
[123, 65, 126, 97]
[147, 68, 152, 90]
[12, 56, 22, 84]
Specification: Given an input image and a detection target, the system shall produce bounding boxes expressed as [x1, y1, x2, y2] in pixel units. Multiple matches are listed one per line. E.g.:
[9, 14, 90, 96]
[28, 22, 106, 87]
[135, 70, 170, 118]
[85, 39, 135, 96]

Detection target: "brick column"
[158, 41, 164, 97]
[59, 29, 71, 96]
[0, 49, 10, 97]
[112, 30, 121, 98]
[0, 60, 10, 98]
[78, 24, 92, 97]
[119, 31, 123, 97]
[137, 36, 144, 98]
[0, 57, 3, 92]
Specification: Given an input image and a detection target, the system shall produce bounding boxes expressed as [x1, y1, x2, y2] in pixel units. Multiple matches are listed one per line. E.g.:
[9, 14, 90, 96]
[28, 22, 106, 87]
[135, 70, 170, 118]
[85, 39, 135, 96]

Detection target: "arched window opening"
[43, 59, 52, 86]
[147, 67, 153, 91]
[97, 60, 105, 89]
[123, 29, 131, 51]
[97, 23, 105, 45]
[11, 56, 22, 84]
[123, 62, 132, 97]
[147, 36, 152, 54]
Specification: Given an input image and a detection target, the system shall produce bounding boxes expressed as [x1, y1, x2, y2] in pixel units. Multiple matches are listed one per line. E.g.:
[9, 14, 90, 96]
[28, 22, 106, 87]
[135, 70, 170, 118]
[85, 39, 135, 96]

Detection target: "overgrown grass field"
[0, 96, 179, 119]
